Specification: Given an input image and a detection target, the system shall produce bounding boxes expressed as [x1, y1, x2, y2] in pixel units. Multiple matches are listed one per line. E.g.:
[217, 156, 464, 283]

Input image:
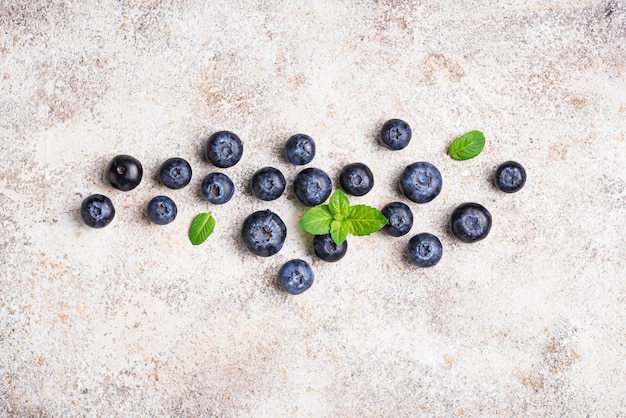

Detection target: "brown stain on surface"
[423, 53, 465, 83]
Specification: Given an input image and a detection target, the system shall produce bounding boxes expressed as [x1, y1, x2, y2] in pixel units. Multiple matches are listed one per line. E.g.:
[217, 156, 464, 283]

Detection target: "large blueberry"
[241, 210, 287, 257]
[81, 194, 115, 228]
[381, 202, 413, 237]
[450, 202, 492, 243]
[380, 119, 412, 151]
[201, 172, 234, 204]
[278, 259, 315, 295]
[147, 195, 177, 225]
[106, 155, 143, 191]
[313, 234, 347, 262]
[159, 157, 192, 189]
[251, 167, 286, 201]
[293, 168, 332, 207]
[285, 133, 316, 165]
[399, 162, 442, 204]
[407, 233, 442, 267]
[339, 162, 374, 196]
[494, 161, 526, 193]
[205, 131, 243, 168]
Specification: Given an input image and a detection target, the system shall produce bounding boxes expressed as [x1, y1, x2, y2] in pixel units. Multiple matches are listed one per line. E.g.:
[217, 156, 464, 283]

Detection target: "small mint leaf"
[330, 219, 349, 245]
[448, 130, 485, 160]
[328, 189, 350, 218]
[300, 205, 333, 235]
[189, 212, 216, 245]
[345, 205, 388, 236]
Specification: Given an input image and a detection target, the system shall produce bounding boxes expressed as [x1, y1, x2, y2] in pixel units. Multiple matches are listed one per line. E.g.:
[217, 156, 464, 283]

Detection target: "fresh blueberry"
[339, 162, 374, 196]
[380, 119, 412, 151]
[450, 202, 492, 243]
[201, 172, 234, 205]
[147, 195, 177, 225]
[494, 161, 526, 193]
[80, 194, 115, 228]
[241, 210, 287, 257]
[399, 162, 442, 204]
[205, 131, 243, 168]
[293, 167, 333, 207]
[159, 157, 192, 190]
[251, 167, 286, 201]
[106, 155, 143, 191]
[313, 234, 347, 262]
[278, 259, 315, 295]
[285, 133, 316, 165]
[381, 202, 413, 237]
[407, 233, 443, 267]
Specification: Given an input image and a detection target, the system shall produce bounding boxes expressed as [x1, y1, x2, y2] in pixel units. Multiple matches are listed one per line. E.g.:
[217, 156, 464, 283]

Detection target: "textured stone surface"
[1, 0, 625, 416]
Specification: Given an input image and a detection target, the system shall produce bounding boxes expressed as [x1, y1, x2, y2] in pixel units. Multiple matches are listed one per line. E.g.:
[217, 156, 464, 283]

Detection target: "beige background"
[1, 0, 625, 416]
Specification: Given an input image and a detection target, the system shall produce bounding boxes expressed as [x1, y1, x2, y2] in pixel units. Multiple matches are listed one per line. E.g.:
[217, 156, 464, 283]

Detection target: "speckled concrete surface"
[1, 0, 625, 416]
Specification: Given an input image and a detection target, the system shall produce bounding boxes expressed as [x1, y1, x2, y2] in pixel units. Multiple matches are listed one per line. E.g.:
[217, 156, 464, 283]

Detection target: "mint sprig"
[448, 130, 485, 160]
[189, 212, 216, 245]
[300, 190, 387, 245]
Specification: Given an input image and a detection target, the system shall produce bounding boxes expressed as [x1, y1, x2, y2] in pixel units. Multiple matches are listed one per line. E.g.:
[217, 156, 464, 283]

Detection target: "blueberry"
[339, 162, 374, 196]
[159, 157, 192, 190]
[293, 167, 332, 207]
[407, 233, 443, 267]
[285, 133, 316, 165]
[450, 202, 492, 243]
[251, 167, 286, 201]
[147, 195, 177, 225]
[313, 234, 347, 262]
[201, 172, 234, 205]
[80, 194, 115, 228]
[278, 259, 315, 295]
[205, 131, 243, 168]
[241, 210, 287, 257]
[106, 155, 143, 191]
[380, 119, 412, 151]
[381, 202, 413, 237]
[494, 161, 526, 193]
[399, 162, 442, 204]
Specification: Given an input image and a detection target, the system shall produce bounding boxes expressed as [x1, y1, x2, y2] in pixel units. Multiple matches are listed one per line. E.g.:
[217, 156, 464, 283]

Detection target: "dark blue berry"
[147, 195, 177, 225]
[81, 194, 115, 228]
[241, 210, 287, 257]
[201, 173, 234, 205]
[450, 202, 492, 243]
[285, 133, 316, 165]
[380, 119, 412, 150]
[278, 259, 315, 295]
[494, 161, 526, 193]
[159, 157, 192, 190]
[399, 162, 442, 204]
[407, 233, 443, 267]
[251, 167, 286, 201]
[381, 202, 413, 237]
[107, 155, 143, 191]
[205, 131, 243, 168]
[313, 234, 347, 262]
[293, 168, 332, 207]
[339, 162, 374, 196]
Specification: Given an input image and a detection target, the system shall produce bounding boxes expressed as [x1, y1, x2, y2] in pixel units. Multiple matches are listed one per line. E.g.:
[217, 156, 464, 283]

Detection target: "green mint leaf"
[300, 205, 333, 235]
[189, 212, 216, 245]
[345, 205, 388, 236]
[330, 219, 349, 245]
[328, 189, 350, 219]
[448, 130, 485, 160]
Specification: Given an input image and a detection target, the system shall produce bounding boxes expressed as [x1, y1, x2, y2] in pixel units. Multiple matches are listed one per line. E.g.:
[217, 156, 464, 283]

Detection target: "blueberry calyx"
[81, 194, 115, 228]
[106, 155, 143, 191]
[381, 202, 413, 237]
[494, 161, 526, 193]
[201, 172, 235, 205]
[205, 131, 243, 168]
[399, 161, 442, 204]
[251, 167, 286, 201]
[285, 133, 316, 165]
[339, 162, 374, 196]
[380, 119, 412, 151]
[147, 195, 177, 225]
[241, 210, 287, 257]
[278, 259, 315, 294]
[159, 157, 192, 189]
[407, 233, 443, 267]
[450, 202, 492, 243]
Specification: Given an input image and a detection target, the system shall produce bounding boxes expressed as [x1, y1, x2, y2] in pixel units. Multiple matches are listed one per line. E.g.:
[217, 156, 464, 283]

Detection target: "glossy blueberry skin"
[494, 161, 526, 193]
[278, 259, 315, 295]
[381, 202, 413, 237]
[205, 131, 243, 168]
[313, 234, 347, 262]
[159, 157, 192, 189]
[201, 172, 235, 204]
[147, 195, 177, 225]
[251, 167, 286, 201]
[339, 162, 374, 196]
[285, 133, 316, 165]
[241, 210, 287, 257]
[399, 162, 442, 204]
[293, 168, 333, 207]
[407, 233, 443, 267]
[380, 119, 412, 151]
[450, 202, 492, 243]
[106, 155, 143, 191]
[81, 194, 115, 228]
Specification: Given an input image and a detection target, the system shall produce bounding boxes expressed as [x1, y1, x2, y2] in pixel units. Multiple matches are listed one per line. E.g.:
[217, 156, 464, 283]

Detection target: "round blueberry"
[293, 168, 332, 207]
[407, 233, 443, 267]
[278, 259, 315, 295]
[205, 131, 243, 168]
[80, 194, 115, 228]
[147, 195, 177, 225]
[494, 161, 526, 193]
[313, 234, 347, 262]
[399, 162, 442, 204]
[201, 173, 234, 205]
[285, 133, 316, 165]
[241, 210, 287, 257]
[106, 155, 143, 191]
[339, 162, 374, 196]
[381, 202, 413, 237]
[251, 167, 286, 201]
[380, 119, 412, 151]
[450, 202, 492, 243]
[159, 157, 192, 190]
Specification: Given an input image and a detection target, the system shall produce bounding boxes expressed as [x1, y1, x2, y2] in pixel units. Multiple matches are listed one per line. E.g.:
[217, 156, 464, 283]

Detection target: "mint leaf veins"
[448, 130, 485, 161]
[189, 212, 216, 245]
